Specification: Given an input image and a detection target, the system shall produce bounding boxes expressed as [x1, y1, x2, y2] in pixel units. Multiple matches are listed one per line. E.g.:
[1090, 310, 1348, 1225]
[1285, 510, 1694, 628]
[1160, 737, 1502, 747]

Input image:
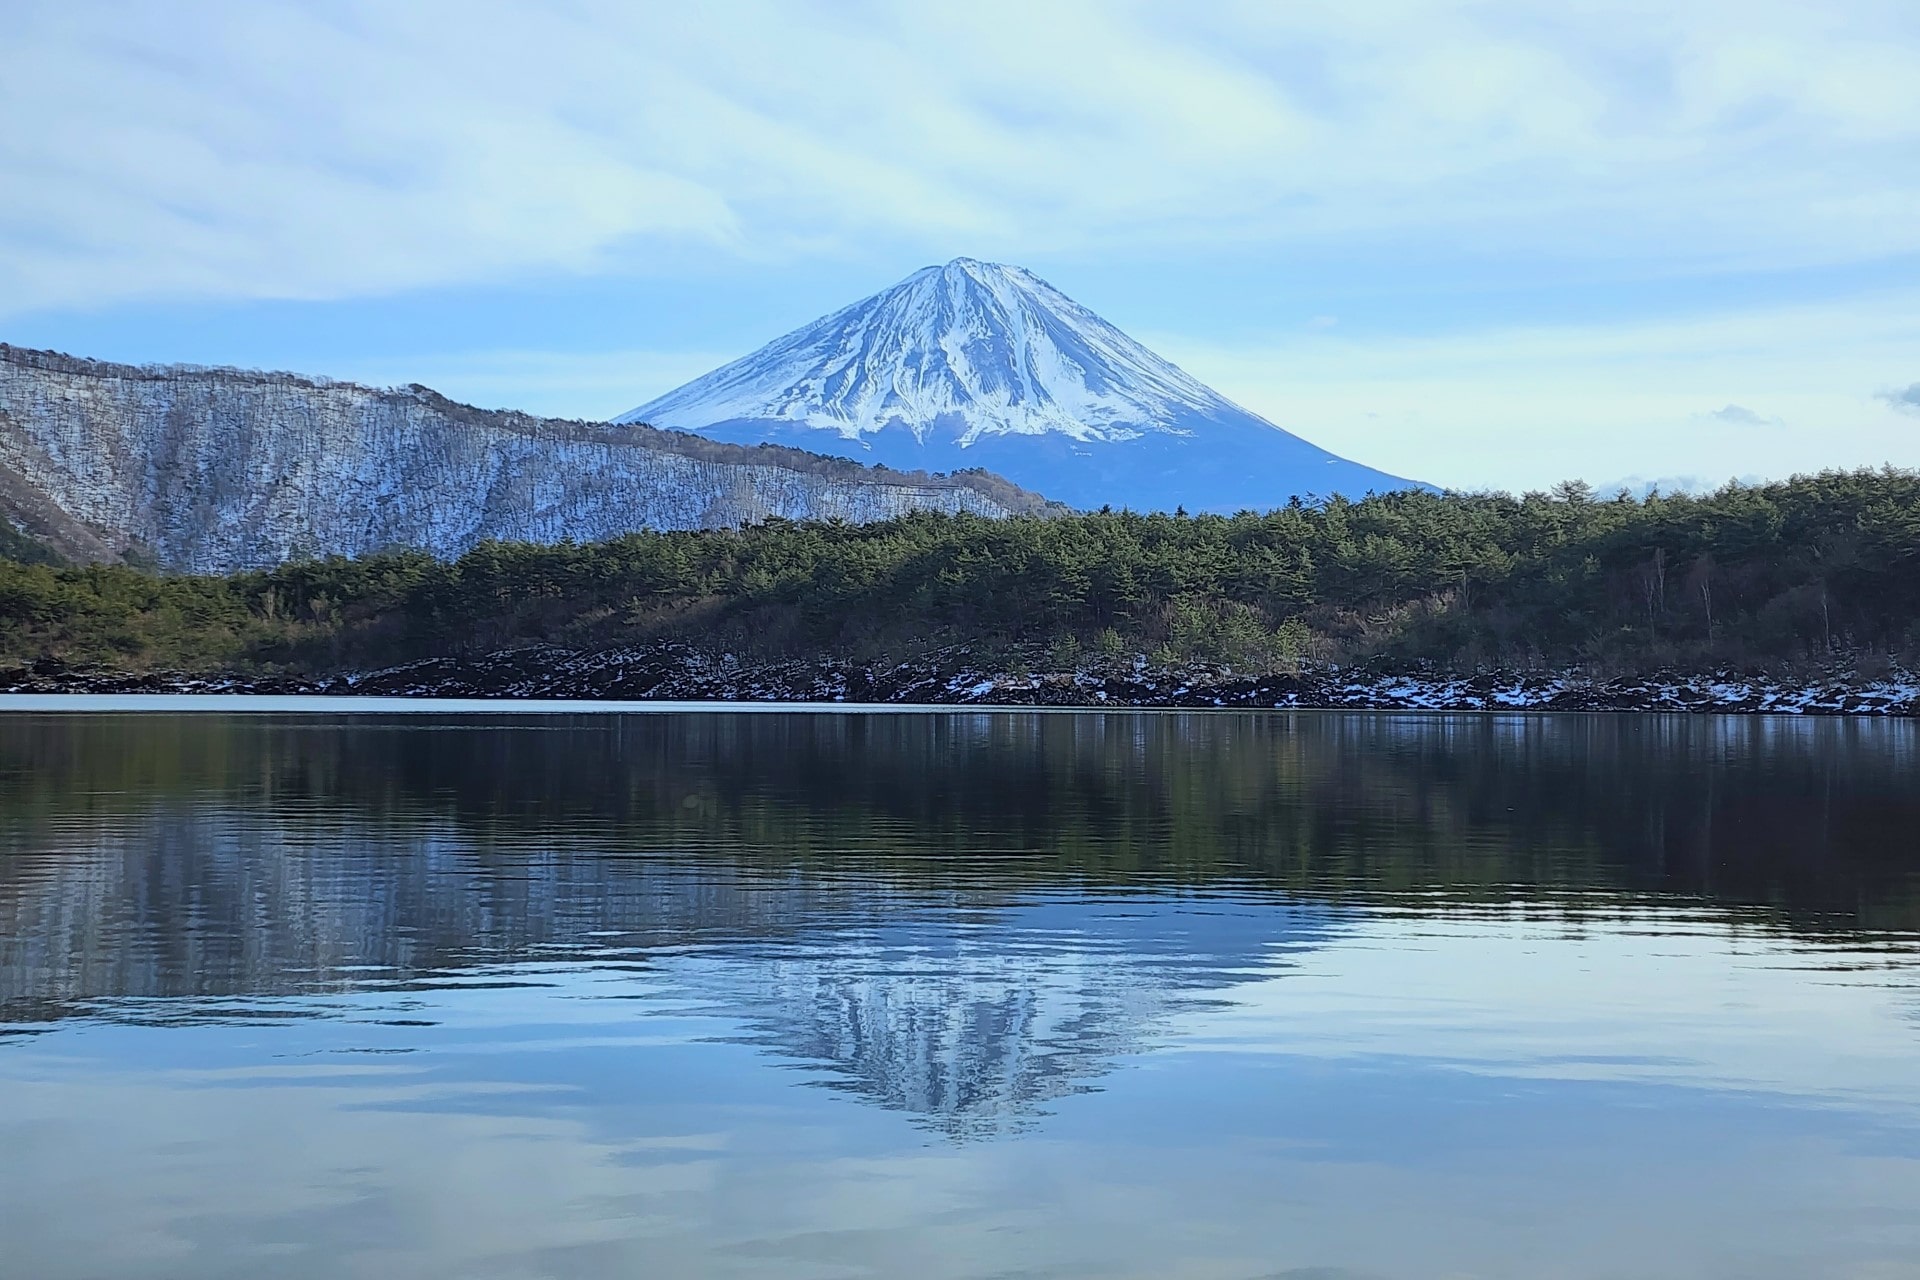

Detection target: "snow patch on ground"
[10, 649, 1917, 717]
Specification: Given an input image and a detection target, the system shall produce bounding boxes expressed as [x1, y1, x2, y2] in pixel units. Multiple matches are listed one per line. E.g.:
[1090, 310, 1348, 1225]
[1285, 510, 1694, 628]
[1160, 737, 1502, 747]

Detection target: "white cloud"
[0, 2, 742, 313]
[1589, 474, 1766, 500]
[1700, 404, 1783, 428]
[1878, 384, 1920, 416]
[2, 0, 1918, 314]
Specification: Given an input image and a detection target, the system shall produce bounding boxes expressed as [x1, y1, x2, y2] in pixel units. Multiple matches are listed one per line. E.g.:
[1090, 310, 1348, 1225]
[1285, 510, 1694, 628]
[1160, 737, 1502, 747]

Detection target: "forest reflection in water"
[1, 708, 1919, 1279]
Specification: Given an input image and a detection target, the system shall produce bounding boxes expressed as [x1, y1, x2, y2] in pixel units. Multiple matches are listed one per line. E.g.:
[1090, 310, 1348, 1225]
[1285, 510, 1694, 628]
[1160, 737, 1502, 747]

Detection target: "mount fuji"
[614, 259, 1423, 513]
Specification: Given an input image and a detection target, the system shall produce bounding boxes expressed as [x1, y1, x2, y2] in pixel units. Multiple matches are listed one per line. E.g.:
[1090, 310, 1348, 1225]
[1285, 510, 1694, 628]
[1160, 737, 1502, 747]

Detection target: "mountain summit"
[615, 259, 1422, 512]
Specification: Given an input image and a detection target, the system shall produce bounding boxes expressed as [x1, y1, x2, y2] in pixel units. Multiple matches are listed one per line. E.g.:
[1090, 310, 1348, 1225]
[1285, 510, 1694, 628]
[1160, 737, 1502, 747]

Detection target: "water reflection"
[692, 895, 1335, 1137]
[0, 777, 1342, 1134]
[1, 710, 1919, 1278]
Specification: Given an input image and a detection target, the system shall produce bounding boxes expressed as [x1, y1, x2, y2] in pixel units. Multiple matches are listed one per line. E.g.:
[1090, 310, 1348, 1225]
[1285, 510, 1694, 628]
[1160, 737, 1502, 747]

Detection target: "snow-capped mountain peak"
[615, 259, 1423, 511]
[620, 258, 1234, 446]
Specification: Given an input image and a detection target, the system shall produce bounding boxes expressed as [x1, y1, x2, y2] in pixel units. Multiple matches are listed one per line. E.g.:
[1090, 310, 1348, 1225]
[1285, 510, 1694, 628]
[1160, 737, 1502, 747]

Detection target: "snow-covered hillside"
[617, 258, 1423, 511]
[0, 345, 1051, 573]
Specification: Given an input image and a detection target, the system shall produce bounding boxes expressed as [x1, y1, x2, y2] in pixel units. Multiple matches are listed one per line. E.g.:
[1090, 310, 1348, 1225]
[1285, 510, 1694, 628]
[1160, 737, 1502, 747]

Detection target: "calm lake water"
[3, 706, 1920, 1279]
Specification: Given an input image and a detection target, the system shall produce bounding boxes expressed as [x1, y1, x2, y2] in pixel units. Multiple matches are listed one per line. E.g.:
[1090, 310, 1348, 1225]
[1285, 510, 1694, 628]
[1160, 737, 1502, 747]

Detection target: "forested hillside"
[3, 469, 1917, 677]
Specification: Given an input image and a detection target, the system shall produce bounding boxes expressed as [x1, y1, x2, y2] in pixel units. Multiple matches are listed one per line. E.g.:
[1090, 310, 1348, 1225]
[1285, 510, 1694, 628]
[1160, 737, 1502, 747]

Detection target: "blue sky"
[3, 0, 1918, 492]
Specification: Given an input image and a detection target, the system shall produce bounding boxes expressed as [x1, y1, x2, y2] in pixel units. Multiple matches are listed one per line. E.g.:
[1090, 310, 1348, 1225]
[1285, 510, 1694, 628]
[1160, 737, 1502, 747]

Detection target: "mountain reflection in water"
[2, 709, 1919, 1279]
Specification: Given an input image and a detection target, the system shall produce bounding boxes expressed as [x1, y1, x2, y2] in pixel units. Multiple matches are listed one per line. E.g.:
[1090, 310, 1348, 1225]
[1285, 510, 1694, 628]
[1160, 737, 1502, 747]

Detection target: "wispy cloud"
[1878, 384, 1920, 416]
[1591, 474, 1765, 500]
[1700, 404, 1783, 427]
[3, 0, 1919, 314]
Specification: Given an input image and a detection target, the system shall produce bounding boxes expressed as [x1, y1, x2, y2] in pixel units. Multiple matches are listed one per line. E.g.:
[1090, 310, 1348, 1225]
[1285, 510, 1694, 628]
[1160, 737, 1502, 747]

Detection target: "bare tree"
[1685, 553, 1715, 648]
[1640, 547, 1668, 636]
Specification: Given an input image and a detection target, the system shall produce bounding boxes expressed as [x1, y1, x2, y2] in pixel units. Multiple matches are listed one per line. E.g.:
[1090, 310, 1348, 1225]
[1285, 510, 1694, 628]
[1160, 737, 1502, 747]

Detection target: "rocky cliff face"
[0, 345, 1051, 573]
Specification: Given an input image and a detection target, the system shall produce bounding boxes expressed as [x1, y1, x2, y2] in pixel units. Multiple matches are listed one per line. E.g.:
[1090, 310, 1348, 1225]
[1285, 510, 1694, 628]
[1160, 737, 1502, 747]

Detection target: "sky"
[3, 0, 1918, 493]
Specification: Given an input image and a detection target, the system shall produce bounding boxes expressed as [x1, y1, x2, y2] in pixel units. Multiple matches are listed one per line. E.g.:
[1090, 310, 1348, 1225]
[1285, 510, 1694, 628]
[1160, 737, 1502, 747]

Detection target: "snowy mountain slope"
[616, 258, 1424, 511]
[0, 345, 1054, 573]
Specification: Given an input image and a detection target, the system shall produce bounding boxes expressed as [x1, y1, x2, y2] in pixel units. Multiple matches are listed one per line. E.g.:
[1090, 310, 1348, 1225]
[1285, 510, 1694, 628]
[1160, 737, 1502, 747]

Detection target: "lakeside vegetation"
[3, 468, 1918, 676]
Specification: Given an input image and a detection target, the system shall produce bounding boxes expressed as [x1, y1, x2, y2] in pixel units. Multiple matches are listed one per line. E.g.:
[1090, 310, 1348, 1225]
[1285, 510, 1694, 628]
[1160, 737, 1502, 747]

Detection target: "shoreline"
[3, 695, 1918, 720]
[5, 645, 1916, 716]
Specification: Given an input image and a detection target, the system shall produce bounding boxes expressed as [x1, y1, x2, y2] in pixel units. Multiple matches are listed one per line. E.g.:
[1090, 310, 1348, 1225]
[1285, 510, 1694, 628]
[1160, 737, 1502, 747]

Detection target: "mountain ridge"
[0, 343, 1058, 572]
[617, 259, 1424, 511]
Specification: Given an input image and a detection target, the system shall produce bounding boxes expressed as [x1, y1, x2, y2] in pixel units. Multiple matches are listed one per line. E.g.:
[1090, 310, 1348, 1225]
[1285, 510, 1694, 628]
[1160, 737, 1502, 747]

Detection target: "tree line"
[4, 468, 1918, 674]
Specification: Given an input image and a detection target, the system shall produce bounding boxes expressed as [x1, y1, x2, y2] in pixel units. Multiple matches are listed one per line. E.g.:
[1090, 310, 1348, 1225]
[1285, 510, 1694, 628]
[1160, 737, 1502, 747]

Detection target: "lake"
[2, 705, 1919, 1279]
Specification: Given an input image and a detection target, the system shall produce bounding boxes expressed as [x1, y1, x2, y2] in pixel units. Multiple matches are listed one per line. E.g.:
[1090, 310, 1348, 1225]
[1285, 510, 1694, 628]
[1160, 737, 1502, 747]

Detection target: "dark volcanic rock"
[3, 646, 1916, 715]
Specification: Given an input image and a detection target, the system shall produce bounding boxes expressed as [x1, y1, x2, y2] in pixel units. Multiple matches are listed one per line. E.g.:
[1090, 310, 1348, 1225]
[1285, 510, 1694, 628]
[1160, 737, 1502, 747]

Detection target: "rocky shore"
[4, 644, 1917, 715]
